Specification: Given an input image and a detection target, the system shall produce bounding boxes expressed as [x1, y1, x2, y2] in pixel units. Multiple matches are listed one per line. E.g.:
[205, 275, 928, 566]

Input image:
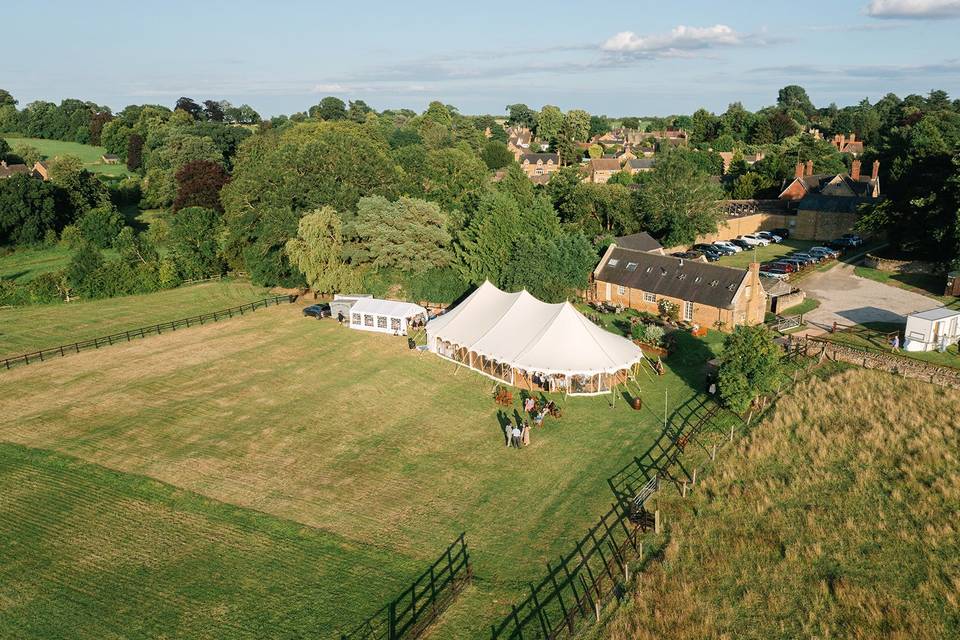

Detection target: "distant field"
[0, 303, 719, 637]
[0, 280, 268, 357]
[0, 244, 118, 283]
[605, 369, 960, 640]
[3, 136, 131, 177]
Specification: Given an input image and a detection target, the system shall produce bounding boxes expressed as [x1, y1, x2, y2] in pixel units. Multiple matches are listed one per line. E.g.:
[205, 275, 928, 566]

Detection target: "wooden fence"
[1, 294, 296, 371]
[491, 396, 734, 640]
[342, 533, 472, 640]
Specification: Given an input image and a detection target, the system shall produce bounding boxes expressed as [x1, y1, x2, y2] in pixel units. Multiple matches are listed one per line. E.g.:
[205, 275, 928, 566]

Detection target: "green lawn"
[826, 321, 960, 369]
[0, 280, 268, 357]
[0, 301, 719, 638]
[0, 244, 119, 283]
[4, 136, 132, 177]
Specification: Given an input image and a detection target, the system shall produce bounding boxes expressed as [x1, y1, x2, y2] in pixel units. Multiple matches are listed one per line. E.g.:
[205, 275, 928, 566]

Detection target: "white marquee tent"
[349, 298, 427, 336]
[427, 281, 643, 395]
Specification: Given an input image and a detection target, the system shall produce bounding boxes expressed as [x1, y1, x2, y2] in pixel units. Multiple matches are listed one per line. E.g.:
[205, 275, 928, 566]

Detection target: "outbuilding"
[904, 307, 960, 352]
[348, 298, 427, 336]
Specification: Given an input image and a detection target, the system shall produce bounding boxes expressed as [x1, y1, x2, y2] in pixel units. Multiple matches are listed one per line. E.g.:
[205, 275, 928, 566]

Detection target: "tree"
[76, 205, 124, 249]
[173, 159, 230, 212]
[13, 144, 41, 167]
[168, 206, 225, 278]
[621, 117, 640, 130]
[348, 99, 373, 123]
[564, 109, 591, 142]
[48, 155, 109, 215]
[423, 101, 453, 127]
[777, 85, 815, 117]
[0, 174, 63, 245]
[559, 183, 634, 236]
[126, 133, 144, 170]
[719, 102, 753, 141]
[348, 196, 452, 273]
[768, 111, 800, 142]
[88, 111, 112, 145]
[506, 103, 536, 128]
[717, 325, 782, 414]
[284, 206, 357, 294]
[588, 144, 603, 159]
[311, 96, 347, 121]
[66, 243, 105, 297]
[690, 108, 719, 143]
[203, 100, 225, 122]
[535, 105, 564, 143]
[481, 140, 514, 170]
[635, 151, 724, 246]
[175, 97, 203, 120]
[406, 147, 488, 227]
[0, 89, 16, 108]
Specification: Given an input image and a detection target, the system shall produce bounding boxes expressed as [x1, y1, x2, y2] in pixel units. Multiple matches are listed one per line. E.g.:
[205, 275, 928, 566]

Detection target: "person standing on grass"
[504, 422, 512, 447]
[522, 421, 531, 446]
[337, 311, 344, 325]
[891, 334, 900, 352]
[512, 424, 522, 448]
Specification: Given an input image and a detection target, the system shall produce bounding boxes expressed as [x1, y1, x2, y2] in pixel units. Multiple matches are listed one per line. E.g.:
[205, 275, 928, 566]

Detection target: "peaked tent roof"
[427, 281, 642, 375]
[350, 298, 426, 318]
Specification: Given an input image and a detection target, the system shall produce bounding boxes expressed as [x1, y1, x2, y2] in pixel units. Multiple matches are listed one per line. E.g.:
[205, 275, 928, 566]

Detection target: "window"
[643, 292, 656, 303]
[683, 301, 694, 321]
[617, 285, 625, 295]
[608, 258, 619, 267]
[626, 262, 638, 272]
[535, 167, 544, 175]
[391, 317, 401, 331]
[364, 314, 374, 327]
[377, 316, 388, 329]
[351, 313, 361, 324]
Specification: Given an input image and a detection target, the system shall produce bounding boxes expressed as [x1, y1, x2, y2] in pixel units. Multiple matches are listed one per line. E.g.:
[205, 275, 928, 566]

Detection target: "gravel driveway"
[800, 262, 939, 332]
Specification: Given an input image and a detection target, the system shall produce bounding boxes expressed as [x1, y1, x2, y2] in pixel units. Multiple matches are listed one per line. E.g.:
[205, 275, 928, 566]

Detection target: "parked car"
[303, 303, 331, 319]
[756, 231, 783, 243]
[763, 261, 796, 273]
[829, 237, 860, 249]
[841, 233, 864, 246]
[771, 227, 791, 239]
[700, 249, 721, 262]
[711, 241, 740, 255]
[737, 234, 769, 247]
[671, 250, 704, 260]
[693, 243, 718, 253]
[809, 246, 840, 259]
[731, 238, 753, 249]
[779, 257, 810, 269]
[791, 252, 823, 264]
[759, 269, 790, 280]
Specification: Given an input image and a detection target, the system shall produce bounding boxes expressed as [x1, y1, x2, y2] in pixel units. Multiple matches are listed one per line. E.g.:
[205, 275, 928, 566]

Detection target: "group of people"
[502, 396, 560, 448]
[505, 419, 531, 448]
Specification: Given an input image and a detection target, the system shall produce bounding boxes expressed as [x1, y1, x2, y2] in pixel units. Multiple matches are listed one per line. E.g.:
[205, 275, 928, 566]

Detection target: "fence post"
[529, 582, 551, 639]
[156, 324, 162, 335]
[654, 510, 661, 534]
[388, 601, 397, 640]
[59, 345, 64, 357]
[546, 560, 572, 633]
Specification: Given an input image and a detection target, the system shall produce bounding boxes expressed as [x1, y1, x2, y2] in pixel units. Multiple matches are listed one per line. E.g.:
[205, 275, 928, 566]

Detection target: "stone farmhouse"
[589, 157, 621, 184]
[520, 152, 560, 183]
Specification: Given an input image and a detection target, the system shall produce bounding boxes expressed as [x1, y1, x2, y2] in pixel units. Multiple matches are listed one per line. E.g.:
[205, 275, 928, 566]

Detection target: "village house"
[593, 244, 766, 330]
[0, 160, 35, 179]
[626, 158, 656, 175]
[779, 159, 880, 201]
[507, 127, 532, 160]
[589, 157, 621, 184]
[831, 133, 864, 156]
[615, 145, 636, 162]
[614, 231, 664, 254]
[33, 160, 51, 180]
[101, 153, 120, 164]
[718, 150, 765, 174]
[520, 152, 560, 181]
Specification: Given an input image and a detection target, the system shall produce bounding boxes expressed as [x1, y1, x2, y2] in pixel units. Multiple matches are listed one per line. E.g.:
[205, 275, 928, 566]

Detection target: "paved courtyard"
[801, 262, 939, 331]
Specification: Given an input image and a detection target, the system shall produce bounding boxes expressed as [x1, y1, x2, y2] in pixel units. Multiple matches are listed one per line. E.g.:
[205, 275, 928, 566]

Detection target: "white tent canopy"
[427, 281, 643, 395]
[348, 298, 427, 335]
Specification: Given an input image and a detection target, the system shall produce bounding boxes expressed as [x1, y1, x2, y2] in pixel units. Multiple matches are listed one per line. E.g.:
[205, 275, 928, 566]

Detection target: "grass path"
[0, 303, 718, 636]
[0, 280, 269, 357]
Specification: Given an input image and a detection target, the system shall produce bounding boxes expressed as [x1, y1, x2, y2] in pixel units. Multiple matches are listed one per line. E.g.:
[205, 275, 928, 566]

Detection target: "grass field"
[605, 368, 960, 640]
[0, 280, 268, 357]
[3, 136, 131, 177]
[0, 244, 119, 283]
[0, 302, 720, 637]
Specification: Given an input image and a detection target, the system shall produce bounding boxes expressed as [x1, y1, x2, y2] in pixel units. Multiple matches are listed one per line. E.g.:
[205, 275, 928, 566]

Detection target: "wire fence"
[1, 294, 296, 371]
[341, 533, 472, 640]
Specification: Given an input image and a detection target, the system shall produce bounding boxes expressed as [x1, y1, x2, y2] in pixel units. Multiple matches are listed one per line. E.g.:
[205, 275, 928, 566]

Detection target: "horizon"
[4, 0, 960, 117]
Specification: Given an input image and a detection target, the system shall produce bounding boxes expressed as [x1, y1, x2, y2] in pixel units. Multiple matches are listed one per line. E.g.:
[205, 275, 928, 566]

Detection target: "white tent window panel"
[377, 316, 387, 329]
[391, 318, 401, 331]
[364, 315, 374, 327]
[351, 313, 361, 324]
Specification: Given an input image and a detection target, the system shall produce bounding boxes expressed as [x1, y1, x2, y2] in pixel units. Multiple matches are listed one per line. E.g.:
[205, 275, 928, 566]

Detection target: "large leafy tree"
[558, 183, 635, 236]
[634, 150, 724, 247]
[777, 85, 815, 117]
[564, 109, 591, 142]
[0, 174, 64, 245]
[173, 159, 230, 212]
[506, 103, 536, 128]
[48, 155, 109, 215]
[535, 105, 564, 143]
[168, 206, 225, 278]
[310, 96, 347, 121]
[480, 140, 514, 170]
[76, 205, 124, 249]
[284, 206, 358, 294]
[347, 196, 452, 273]
[717, 325, 783, 414]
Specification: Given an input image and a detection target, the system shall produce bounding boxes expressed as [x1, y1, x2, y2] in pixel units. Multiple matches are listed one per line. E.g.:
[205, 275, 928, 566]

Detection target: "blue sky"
[3, 0, 959, 116]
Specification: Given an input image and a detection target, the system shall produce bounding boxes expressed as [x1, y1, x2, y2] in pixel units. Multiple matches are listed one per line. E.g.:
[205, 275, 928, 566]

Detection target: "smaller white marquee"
[348, 298, 427, 336]
[904, 306, 960, 352]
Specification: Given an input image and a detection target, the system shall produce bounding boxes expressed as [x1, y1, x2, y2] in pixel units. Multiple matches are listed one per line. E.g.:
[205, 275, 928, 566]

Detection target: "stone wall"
[793, 209, 859, 241]
[771, 290, 805, 313]
[799, 337, 960, 389]
[863, 253, 938, 275]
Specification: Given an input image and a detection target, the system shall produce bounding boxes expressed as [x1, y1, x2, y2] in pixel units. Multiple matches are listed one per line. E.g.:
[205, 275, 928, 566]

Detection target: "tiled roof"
[591, 158, 621, 171]
[615, 232, 662, 252]
[521, 153, 558, 164]
[596, 248, 749, 309]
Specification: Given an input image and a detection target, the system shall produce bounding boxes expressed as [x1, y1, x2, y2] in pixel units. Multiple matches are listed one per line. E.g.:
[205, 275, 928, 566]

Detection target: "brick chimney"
[794, 162, 804, 178]
[872, 159, 880, 180]
[837, 134, 845, 149]
[851, 159, 861, 181]
[849, 132, 856, 143]
[805, 159, 814, 176]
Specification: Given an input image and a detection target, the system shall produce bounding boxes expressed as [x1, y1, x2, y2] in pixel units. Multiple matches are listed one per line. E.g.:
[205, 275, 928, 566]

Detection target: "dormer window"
[626, 262, 638, 272]
[608, 258, 619, 267]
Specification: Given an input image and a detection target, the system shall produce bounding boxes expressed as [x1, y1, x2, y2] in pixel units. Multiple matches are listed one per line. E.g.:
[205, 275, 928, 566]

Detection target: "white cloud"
[311, 83, 350, 93]
[602, 24, 744, 54]
[866, 0, 960, 18]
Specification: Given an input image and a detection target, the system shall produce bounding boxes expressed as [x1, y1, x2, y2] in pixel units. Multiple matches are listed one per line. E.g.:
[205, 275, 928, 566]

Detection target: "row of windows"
[612, 287, 693, 321]
[350, 313, 402, 330]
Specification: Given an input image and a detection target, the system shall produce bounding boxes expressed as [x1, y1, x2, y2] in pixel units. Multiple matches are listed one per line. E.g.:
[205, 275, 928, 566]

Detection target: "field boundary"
[341, 533, 472, 640]
[490, 396, 738, 640]
[1, 294, 297, 371]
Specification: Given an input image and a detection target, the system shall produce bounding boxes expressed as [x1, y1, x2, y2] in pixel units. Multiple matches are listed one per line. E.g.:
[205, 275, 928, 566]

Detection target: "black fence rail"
[492, 396, 736, 640]
[1, 294, 296, 371]
[342, 533, 472, 640]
